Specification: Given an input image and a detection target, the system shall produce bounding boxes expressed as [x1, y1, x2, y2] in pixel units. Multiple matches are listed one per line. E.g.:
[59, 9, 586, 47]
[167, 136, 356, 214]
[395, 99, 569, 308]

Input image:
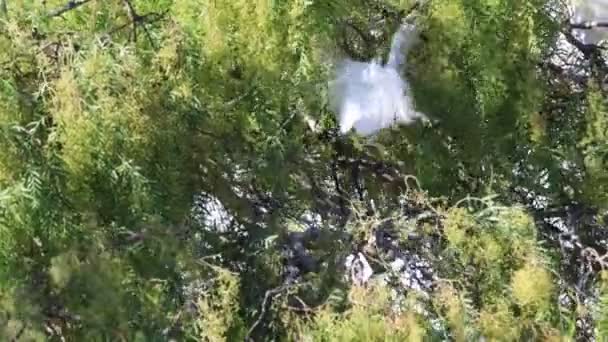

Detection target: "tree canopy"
[1, 0, 607, 341]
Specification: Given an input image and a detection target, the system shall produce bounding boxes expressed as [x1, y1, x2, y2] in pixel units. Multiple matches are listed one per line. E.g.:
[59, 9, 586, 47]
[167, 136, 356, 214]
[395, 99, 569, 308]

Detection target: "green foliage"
[439, 203, 560, 339]
[0, 286, 46, 341]
[185, 262, 245, 341]
[292, 285, 426, 342]
[596, 272, 608, 339]
[579, 83, 608, 209]
[275, 194, 572, 341]
[0, 0, 606, 340]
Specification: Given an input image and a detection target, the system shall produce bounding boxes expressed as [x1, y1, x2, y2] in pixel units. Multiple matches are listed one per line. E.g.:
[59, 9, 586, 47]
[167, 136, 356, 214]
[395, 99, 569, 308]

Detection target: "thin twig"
[122, 0, 139, 42]
[563, 21, 608, 63]
[11, 321, 26, 342]
[48, 0, 93, 18]
[245, 285, 289, 341]
[116, 0, 161, 48]
[141, 24, 156, 48]
[558, 24, 608, 89]
[108, 11, 167, 43]
[570, 21, 608, 30]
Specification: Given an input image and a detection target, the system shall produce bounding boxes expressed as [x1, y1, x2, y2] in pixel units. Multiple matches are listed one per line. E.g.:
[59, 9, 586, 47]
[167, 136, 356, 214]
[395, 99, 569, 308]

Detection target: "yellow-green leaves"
[188, 264, 244, 342]
[293, 285, 426, 342]
[444, 205, 536, 266]
[435, 283, 468, 341]
[440, 204, 556, 339]
[579, 84, 608, 209]
[49, 250, 81, 290]
[596, 271, 608, 339]
[0, 0, 602, 340]
[511, 261, 553, 311]
[444, 207, 473, 249]
[428, 1, 467, 45]
[477, 301, 519, 341]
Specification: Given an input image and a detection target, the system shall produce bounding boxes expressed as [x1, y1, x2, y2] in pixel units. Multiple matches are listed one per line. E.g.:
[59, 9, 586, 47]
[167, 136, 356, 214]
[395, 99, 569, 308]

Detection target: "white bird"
[329, 23, 426, 136]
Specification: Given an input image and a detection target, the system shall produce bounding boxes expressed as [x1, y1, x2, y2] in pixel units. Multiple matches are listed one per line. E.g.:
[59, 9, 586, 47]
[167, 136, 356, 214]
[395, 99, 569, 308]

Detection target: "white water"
[328, 23, 426, 136]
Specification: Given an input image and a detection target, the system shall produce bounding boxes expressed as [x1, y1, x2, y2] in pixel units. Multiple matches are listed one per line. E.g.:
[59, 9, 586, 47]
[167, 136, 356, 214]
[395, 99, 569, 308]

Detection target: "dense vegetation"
[0, 0, 607, 340]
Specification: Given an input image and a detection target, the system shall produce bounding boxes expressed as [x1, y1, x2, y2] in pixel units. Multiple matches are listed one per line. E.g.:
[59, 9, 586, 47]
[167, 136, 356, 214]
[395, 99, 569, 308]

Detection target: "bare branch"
[11, 321, 26, 342]
[122, 0, 139, 42]
[116, 0, 158, 48]
[48, 0, 92, 18]
[561, 22, 608, 83]
[109, 8, 167, 49]
[570, 21, 608, 30]
[245, 285, 289, 341]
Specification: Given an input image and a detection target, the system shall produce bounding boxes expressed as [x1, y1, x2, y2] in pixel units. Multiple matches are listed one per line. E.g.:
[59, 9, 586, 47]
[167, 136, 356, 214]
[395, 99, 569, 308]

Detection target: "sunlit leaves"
[0, 0, 605, 340]
[579, 84, 608, 209]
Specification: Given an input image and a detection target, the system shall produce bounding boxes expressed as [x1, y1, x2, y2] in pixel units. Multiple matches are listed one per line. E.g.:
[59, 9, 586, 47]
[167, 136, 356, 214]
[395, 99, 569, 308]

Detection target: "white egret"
[329, 23, 426, 136]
